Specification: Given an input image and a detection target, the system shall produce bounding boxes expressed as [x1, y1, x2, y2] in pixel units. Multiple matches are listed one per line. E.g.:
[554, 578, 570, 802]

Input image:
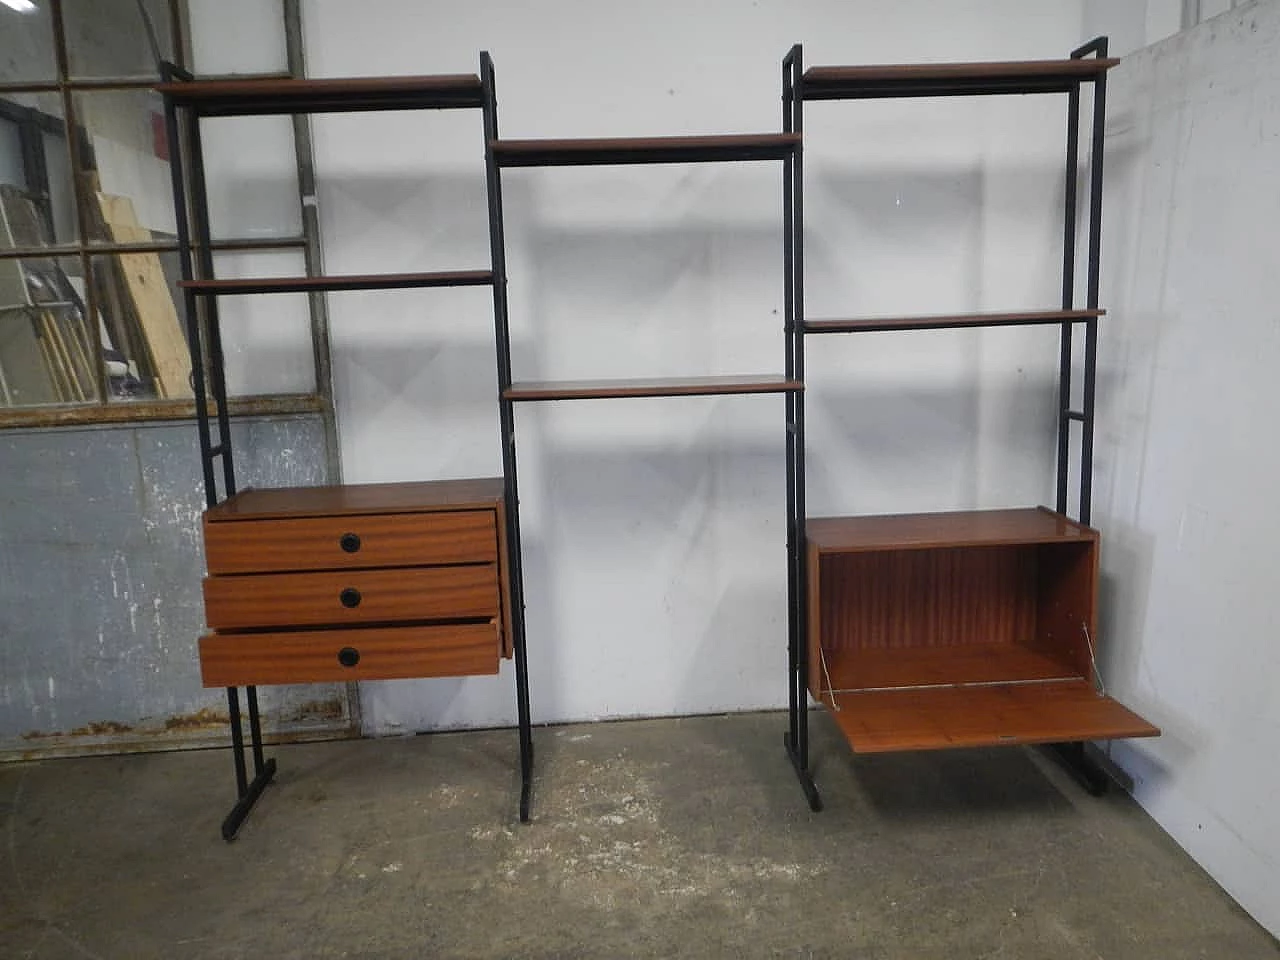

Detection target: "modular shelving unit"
[781, 40, 1159, 808]
[482, 60, 816, 800]
[158, 57, 534, 840]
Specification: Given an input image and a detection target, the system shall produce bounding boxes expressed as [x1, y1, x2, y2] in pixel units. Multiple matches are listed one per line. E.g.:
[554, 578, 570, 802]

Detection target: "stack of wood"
[89, 191, 192, 400]
[0, 183, 193, 407]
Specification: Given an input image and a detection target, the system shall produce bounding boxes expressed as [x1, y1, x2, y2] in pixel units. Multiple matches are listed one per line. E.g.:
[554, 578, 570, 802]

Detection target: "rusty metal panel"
[0, 414, 356, 760]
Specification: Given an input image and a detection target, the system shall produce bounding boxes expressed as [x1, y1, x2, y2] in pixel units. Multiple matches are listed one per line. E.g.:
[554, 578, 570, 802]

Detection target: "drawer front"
[199, 622, 500, 686]
[204, 565, 499, 631]
[203, 509, 497, 575]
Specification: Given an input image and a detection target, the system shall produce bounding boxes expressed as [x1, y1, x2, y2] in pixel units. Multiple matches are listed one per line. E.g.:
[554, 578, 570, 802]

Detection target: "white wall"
[1094, 0, 1280, 937]
[275, 0, 1105, 735]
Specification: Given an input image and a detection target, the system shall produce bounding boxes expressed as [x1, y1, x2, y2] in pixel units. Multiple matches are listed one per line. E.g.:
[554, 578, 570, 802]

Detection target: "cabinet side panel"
[818, 546, 1037, 652]
[807, 545, 823, 701]
[1030, 539, 1097, 678]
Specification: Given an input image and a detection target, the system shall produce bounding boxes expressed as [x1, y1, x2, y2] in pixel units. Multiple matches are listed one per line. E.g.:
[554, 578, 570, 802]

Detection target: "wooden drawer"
[203, 509, 497, 575]
[204, 564, 499, 631]
[198, 622, 500, 687]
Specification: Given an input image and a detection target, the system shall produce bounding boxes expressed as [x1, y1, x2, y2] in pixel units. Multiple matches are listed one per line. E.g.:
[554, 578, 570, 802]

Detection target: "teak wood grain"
[817, 546, 1040, 652]
[198, 622, 500, 687]
[180, 270, 494, 296]
[157, 74, 485, 115]
[203, 510, 497, 574]
[804, 308, 1104, 334]
[826, 680, 1159, 753]
[504, 374, 803, 401]
[806, 507, 1095, 553]
[205, 478, 505, 522]
[203, 565, 499, 631]
[803, 59, 1118, 84]
[819, 643, 1081, 692]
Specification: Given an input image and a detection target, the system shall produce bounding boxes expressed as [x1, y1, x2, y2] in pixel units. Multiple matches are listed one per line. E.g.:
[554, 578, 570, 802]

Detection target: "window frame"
[0, 0, 322, 428]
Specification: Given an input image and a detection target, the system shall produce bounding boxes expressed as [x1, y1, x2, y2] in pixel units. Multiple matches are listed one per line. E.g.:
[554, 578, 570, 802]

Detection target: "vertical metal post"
[1057, 83, 1080, 516]
[160, 63, 218, 507]
[793, 48, 811, 786]
[1080, 44, 1108, 527]
[782, 49, 799, 761]
[183, 114, 236, 500]
[481, 52, 535, 823]
[782, 45, 820, 812]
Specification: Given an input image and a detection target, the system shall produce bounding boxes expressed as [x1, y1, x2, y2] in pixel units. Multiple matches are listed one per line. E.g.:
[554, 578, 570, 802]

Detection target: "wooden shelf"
[804, 308, 1103, 335]
[180, 270, 494, 296]
[801, 58, 1119, 100]
[206, 478, 506, 522]
[156, 74, 484, 115]
[504, 374, 804, 401]
[820, 644, 1081, 692]
[807, 507, 1095, 553]
[826, 680, 1159, 754]
[492, 133, 801, 167]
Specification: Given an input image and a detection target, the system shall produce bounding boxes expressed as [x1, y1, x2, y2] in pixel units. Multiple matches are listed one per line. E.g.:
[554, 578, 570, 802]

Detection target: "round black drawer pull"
[339, 587, 362, 608]
[339, 533, 361, 553]
[337, 647, 360, 668]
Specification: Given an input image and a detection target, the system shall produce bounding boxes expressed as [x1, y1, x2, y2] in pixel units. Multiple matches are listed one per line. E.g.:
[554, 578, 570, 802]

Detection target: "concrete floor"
[1, 712, 1275, 960]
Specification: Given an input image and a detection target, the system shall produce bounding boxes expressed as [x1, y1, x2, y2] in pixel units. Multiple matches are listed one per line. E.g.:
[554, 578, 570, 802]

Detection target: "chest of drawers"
[197, 478, 513, 687]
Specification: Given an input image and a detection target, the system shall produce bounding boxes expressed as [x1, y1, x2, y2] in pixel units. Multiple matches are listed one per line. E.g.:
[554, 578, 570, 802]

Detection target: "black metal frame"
[783, 39, 1115, 805]
[160, 52, 535, 838]
[480, 53, 535, 823]
[782, 45, 821, 812]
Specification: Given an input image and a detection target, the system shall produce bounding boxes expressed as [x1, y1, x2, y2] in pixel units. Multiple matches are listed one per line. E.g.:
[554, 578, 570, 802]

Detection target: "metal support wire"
[481, 51, 535, 823]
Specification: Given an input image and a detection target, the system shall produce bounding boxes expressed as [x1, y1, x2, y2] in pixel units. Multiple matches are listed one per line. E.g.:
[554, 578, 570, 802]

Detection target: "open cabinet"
[781, 40, 1159, 808]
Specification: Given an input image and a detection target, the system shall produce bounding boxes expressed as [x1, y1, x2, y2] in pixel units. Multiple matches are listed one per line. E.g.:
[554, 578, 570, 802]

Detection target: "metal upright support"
[160, 63, 276, 840]
[1079, 38, 1108, 527]
[782, 45, 821, 812]
[1047, 37, 1113, 795]
[1056, 80, 1080, 515]
[481, 52, 535, 823]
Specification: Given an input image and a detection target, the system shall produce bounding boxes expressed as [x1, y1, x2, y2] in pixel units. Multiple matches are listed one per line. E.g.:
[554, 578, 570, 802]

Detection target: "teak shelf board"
[180, 270, 494, 295]
[492, 133, 801, 167]
[806, 507, 1095, 553]
[820, 644, 1082, 692]
[205, 478, 506, 522]
[504, 375, 805, 401]
[825, 680, 1160, 754]
[801, 58, 1119, 100]
[156, 74, 485, 115]
[804, 308, 1104, 334]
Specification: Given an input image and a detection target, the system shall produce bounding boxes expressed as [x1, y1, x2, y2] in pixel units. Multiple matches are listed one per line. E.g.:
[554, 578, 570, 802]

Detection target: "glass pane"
[93, 250, 190, 401]
[0, 0, 57, 84]
[0, 254, 101, 406]
[73, 90, 175, 245]
[63, 0, 175, 80]
[0, 102, 78, 245]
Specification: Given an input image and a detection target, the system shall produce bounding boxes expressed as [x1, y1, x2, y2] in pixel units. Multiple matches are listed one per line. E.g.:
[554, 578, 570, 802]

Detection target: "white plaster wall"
[1093, 0, 1280, 937]
[277, 0, 1100, 735]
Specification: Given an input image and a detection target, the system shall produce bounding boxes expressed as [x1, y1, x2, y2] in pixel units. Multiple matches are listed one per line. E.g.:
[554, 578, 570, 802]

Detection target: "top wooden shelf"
[206, 478, 505, 522]
[493, 133, 800, 167]
[806, 507, 1096, 553]
[156, 74, 484, 116]
[801, 58, 1119, 100]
